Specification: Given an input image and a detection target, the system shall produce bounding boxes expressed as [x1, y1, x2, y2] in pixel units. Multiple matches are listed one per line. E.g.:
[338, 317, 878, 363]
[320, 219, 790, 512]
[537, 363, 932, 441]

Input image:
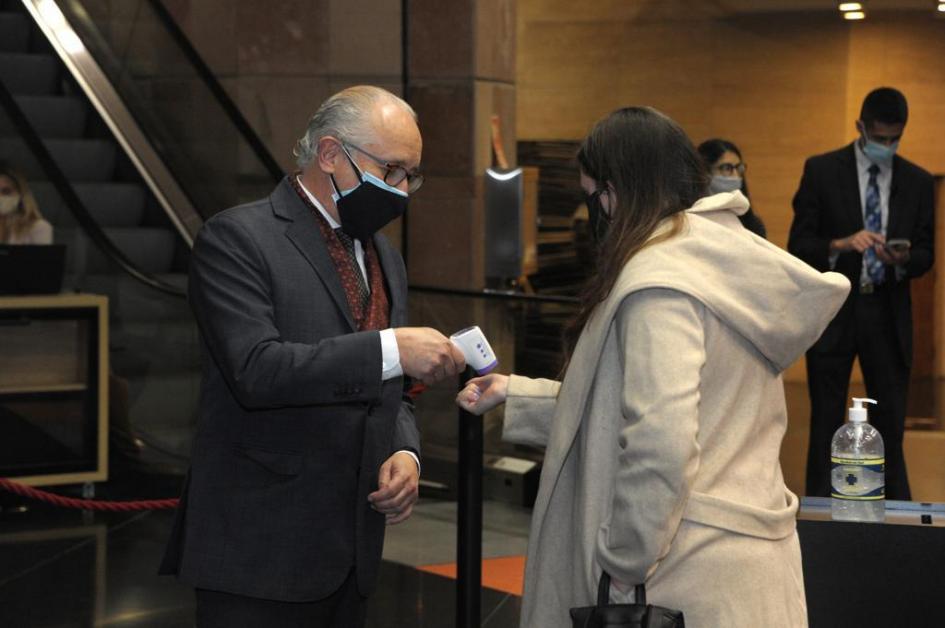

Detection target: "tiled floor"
[5, 380, 945, 627]
[0, 469, 527, 628]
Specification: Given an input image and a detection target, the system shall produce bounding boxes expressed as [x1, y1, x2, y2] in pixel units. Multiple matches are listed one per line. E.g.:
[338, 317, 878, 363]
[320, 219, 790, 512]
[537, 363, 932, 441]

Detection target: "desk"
[798, 497, 945, 627]
[0, 294, 108, 485]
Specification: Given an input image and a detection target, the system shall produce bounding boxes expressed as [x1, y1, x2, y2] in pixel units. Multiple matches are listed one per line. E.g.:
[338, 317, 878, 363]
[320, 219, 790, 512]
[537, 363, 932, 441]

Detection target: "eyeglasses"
[715, 162, 746, 177]
[343, 142, 424, 193]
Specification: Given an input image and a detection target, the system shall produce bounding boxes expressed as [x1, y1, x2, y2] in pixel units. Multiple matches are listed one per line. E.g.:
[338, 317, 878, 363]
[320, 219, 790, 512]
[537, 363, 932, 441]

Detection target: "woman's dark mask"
[585, 189, 612, 246]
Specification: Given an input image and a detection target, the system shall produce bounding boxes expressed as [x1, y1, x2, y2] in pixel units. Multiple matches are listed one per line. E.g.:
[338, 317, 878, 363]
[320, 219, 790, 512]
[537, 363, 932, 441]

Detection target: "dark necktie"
[863, 164, 885, 285]
[335, 228, 370, 309]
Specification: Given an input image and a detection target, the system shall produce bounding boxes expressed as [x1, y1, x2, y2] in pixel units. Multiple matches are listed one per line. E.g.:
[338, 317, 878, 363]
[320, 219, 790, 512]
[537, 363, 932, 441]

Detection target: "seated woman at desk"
[0, 162, 52, 245]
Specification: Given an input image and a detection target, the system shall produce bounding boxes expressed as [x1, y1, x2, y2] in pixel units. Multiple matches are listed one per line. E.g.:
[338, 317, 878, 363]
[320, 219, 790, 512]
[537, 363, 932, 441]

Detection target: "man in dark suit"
[789, 87, 934, 501]
[160, 86, 466, 627]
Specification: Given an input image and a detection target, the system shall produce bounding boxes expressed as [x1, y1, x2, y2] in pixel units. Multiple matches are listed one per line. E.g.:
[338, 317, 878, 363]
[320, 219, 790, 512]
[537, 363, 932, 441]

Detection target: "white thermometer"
[450, 326, 498, 375]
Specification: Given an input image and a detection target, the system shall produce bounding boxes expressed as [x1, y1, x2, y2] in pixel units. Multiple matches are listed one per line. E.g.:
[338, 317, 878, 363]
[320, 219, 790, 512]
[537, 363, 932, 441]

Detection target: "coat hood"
[610, 191, 850, 372]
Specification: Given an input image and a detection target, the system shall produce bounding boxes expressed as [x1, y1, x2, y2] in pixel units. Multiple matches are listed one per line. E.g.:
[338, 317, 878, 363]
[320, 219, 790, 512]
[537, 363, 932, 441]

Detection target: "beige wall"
[518, 4, 945, 382]
[518, 5, 945, 240]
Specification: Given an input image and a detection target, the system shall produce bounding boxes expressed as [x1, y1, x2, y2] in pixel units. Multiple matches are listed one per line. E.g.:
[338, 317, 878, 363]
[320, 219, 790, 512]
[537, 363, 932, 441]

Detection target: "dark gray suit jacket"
[788, 143, 935, 365]
[160, 177, 419, 602]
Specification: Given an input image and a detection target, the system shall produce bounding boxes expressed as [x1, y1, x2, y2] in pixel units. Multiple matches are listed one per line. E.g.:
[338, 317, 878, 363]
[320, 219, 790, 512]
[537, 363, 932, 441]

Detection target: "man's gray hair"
[293, 85, 417, 169]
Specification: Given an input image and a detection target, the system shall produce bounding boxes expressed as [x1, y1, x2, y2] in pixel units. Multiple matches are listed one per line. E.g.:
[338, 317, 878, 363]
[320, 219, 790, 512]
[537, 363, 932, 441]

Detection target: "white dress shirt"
[829, 142, 903, 282]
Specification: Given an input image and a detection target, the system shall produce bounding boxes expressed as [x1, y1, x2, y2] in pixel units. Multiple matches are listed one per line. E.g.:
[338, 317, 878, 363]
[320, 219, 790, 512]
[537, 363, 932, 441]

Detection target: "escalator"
[0, 0, 582, 493]
[0, 0, 282, 472]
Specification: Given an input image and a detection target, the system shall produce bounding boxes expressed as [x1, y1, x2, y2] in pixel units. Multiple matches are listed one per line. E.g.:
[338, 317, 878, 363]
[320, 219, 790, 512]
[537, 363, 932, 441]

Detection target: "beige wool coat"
[503, 192, 850, 628]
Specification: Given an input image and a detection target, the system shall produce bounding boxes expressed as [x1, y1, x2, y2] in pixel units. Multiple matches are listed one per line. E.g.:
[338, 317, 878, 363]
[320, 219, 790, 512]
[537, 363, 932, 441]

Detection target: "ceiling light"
[938, 3, 945, 13]
[843, 11, 866, 19]
[838, 2, 863, 10]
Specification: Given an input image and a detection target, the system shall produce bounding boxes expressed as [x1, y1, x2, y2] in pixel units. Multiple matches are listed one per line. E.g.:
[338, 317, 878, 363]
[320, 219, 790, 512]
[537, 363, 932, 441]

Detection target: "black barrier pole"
[457, 369, 482, 628]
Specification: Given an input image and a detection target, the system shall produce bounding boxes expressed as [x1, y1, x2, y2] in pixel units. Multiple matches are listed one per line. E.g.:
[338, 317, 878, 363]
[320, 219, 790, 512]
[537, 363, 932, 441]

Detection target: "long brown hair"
[563, 107, 708, 369]
[0, 162, 44, 242]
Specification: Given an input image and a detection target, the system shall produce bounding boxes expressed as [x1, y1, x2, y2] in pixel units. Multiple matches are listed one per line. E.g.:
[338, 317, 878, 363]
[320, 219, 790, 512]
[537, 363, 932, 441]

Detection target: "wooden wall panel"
[518, 3, 945, 384]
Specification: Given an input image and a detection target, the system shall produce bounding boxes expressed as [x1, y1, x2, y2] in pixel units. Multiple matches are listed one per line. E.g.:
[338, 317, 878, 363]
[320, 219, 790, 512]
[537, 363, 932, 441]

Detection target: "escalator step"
[56, 225, 177, 275]
[32, 181, 146, 228]
[0, 13, 29, 53]
[13, 95, 88, 138]
[0, 137, 116, 181]
[45, 139, 116, 181]
[0, 52, 58, 95]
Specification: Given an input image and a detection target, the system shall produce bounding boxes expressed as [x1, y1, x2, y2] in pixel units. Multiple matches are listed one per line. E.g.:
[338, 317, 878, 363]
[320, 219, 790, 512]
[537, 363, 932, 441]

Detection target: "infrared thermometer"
[450, 326, 498, 375]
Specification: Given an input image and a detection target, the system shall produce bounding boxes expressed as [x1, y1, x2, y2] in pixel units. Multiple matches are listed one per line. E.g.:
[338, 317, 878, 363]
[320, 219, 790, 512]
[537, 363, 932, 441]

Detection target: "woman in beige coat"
[457, 107, 850, 627]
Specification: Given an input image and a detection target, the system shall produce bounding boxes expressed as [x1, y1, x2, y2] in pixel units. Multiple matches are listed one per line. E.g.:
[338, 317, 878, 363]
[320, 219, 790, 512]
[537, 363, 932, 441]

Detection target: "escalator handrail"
[0, 78, 186, 299]
[147, 0, 284, 184]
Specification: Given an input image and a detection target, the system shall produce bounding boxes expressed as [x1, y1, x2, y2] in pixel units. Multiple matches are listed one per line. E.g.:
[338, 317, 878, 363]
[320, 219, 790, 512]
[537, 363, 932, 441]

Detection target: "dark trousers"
[805, 290, 911, 500]
[195, 570, 367, 628]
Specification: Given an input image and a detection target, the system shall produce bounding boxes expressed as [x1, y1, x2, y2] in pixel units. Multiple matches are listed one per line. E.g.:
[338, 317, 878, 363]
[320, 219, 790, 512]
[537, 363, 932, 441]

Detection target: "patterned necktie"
[863, 164, 885, 285]
[335, 228, 370, 310]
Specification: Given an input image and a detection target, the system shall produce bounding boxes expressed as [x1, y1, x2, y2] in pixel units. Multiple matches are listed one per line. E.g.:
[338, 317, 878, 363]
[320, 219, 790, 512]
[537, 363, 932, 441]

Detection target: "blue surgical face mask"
[858, 123, 899, 165]
[709, 175, 742, 195]
[861, 137, 898, 165]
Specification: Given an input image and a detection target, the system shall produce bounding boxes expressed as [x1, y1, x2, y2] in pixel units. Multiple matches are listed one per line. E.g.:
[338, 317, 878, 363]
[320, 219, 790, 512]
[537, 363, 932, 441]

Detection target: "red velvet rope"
[0, 478, 179, 511]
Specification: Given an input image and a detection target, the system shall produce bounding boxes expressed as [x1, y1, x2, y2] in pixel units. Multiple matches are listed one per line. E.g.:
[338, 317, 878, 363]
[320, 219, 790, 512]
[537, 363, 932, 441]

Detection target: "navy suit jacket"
[160, 177, 419, 601]
[788, 143, 934, 365]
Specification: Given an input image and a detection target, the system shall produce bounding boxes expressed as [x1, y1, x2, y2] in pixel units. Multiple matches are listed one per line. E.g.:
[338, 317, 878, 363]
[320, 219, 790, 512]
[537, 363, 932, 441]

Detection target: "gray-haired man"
[160, 85, 465, 627]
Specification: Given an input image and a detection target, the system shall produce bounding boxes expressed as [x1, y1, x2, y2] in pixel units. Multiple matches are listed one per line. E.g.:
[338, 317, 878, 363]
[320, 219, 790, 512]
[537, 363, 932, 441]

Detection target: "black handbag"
[569, 572, 685, 628]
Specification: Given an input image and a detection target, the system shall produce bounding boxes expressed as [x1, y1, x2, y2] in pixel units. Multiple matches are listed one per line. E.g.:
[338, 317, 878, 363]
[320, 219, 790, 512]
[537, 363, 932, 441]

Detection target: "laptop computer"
[0, 244, 66, 295]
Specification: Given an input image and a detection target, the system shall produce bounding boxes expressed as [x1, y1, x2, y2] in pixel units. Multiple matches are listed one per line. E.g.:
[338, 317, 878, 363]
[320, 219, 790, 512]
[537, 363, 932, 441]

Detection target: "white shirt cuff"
[380, 328, 403, 381]
[395, 449, 421, 476]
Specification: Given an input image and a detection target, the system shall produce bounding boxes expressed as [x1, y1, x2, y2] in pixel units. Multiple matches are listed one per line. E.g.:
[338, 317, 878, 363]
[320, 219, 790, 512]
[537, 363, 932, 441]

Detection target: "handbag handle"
[597, 571, 647, 606]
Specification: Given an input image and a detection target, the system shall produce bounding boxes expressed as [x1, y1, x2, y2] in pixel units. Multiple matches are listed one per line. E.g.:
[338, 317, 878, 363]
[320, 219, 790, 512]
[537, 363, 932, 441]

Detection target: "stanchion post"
[456, 369, 482, 628]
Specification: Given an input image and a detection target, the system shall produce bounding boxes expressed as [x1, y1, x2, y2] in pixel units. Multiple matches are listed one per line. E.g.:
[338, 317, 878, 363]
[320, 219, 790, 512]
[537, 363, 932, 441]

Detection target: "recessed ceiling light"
[844, 11, 866, 20]
[838, 2, 863, 11]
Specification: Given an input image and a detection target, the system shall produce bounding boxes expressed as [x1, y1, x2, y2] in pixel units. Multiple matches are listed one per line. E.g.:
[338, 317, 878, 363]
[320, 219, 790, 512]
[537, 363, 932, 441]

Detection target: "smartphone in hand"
[884, 238, 910, 254]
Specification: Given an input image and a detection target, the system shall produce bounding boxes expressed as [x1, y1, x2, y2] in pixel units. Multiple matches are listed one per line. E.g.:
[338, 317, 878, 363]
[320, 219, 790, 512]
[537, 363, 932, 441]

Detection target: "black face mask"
[585, 191, 612, 247]
[330, 147, 408, 242]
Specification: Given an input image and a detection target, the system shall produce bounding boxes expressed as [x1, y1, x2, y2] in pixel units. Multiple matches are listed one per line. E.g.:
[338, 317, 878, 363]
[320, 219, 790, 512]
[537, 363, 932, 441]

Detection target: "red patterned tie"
[334, 228, 370, 310]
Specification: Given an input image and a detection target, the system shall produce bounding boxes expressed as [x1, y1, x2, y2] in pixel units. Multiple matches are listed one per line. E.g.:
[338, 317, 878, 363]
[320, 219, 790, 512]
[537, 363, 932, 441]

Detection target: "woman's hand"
[455, 374, 510, 415]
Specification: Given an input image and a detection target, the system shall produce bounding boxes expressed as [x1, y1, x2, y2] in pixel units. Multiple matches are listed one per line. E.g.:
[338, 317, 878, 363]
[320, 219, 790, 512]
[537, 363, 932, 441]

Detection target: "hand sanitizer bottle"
[831, 397, 885, 522]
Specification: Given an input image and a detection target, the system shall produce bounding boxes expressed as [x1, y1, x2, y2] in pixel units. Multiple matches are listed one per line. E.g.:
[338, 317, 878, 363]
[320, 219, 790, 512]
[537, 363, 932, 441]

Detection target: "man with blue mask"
[789, 87, 934, 504]
[161, 86, 466, 627]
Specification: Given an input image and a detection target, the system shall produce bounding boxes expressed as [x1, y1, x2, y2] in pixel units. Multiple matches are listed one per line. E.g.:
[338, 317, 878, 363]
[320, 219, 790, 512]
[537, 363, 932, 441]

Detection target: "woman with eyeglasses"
[697, 138, 766, 238]
[457, 107, 850, 627]
[0, 162, 52, 245]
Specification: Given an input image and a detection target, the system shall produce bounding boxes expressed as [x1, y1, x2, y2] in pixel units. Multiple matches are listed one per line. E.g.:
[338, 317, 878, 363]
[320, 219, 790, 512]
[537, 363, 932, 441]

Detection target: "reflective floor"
[0, 467, 524, 628]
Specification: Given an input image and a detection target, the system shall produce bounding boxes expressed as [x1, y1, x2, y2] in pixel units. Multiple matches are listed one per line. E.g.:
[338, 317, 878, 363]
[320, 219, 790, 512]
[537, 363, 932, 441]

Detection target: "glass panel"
[0, 57, 197, 472]
[58, 0, 280, 218]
